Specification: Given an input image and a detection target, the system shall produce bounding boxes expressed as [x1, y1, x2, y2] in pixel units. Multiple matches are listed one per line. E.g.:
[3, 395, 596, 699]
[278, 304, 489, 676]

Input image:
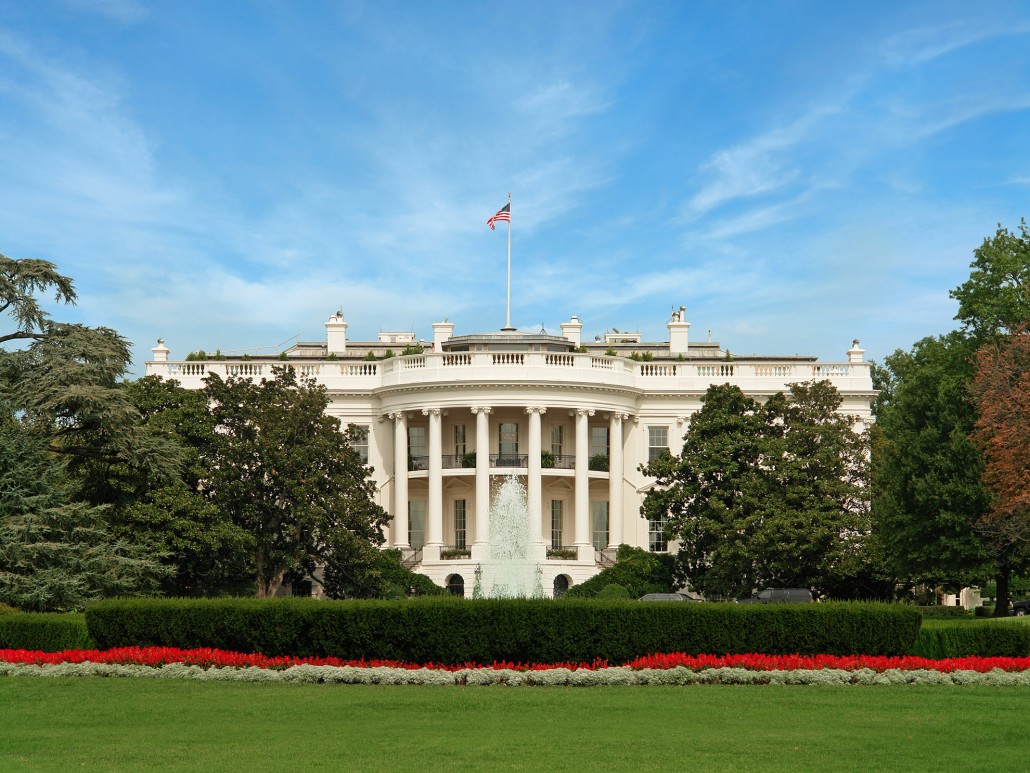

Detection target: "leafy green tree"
[0, 251, 75, 344]
[76, 375, 254, 596]
[323, 548, 447, 599]
[871, 334, 992, 588]
[951, 219, 1030, 341]
[0, 252, 179, 479]
[641, 381, 870, 599]
[0, 414, 168, 611]
[204, 366, 391, 597]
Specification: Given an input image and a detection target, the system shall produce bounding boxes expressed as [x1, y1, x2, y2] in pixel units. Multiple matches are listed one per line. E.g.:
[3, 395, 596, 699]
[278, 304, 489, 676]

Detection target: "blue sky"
[1, 1, 1028, 372]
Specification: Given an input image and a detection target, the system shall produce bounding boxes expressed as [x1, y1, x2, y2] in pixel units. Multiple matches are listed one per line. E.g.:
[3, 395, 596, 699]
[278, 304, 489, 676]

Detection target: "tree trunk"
[993, 566, 1010, 617]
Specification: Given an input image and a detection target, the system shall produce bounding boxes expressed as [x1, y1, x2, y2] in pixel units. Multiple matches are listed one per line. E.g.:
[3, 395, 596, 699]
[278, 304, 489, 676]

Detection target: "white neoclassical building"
[146, 307, 875, 597]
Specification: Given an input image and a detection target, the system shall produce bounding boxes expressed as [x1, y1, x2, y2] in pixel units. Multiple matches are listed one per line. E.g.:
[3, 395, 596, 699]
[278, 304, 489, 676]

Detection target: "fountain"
[474, 474, 544, 598]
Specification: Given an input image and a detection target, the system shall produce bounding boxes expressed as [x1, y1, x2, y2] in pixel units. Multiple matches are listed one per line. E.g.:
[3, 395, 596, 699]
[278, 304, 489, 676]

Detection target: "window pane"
[499, 422, 519, 456]
[550, 500, 563, 548]
[350, 424, 369, 463]
[649, 513, 668, 553]
[648, 426, 669, 462]
[590, 427, 609, 458]
[591, 501, 609, 551]
[408, 426, 426, 457]
[408, 501, 426, 550]
[550, 425, 564, 457]
[454, 425, 466, 456]
[454, 500, 466, 549]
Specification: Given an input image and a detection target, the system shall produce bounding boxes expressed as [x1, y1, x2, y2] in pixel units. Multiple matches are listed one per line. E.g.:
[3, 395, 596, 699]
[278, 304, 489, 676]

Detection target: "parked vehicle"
[737, 588, 813, 604]
[1013, 599, 1030, 616]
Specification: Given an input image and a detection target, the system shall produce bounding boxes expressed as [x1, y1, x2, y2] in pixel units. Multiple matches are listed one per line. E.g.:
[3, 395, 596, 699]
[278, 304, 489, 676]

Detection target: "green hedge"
[86, 598, 921, 663]
[913, 619, 1030, 658]
[0, 613, 94, 651]
[916, 605, 969, 618]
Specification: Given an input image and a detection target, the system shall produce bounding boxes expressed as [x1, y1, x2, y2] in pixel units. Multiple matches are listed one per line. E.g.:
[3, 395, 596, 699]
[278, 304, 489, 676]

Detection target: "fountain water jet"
[475, 474, 544, 598]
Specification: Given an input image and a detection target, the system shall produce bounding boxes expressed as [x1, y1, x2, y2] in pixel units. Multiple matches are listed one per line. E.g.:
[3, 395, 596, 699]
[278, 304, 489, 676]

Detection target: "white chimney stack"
[560, 315, 583, 347]
[668, 306, 690, 356]
[325, 311, 348, 354]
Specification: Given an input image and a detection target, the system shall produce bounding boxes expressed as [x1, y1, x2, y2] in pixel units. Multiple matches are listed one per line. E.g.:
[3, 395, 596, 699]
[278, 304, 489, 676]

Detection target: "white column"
[472, 407, 491, 557]
[574, 408, 593, 558]
[392, 412, 409, 549]
[608, 413, 626, 549]
[424, 408, 443, 557]
[526, 406, 546, 548]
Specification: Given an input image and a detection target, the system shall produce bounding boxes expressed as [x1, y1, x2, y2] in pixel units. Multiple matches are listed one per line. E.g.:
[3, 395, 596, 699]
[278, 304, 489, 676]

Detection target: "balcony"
[440, 544, 472, 560]
[490, 453, 528, 468]
[546, 545, 578, 560]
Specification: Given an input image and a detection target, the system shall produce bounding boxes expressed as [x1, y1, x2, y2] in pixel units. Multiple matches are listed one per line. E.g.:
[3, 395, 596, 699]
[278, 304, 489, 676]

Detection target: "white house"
[146, 307, 875, 597]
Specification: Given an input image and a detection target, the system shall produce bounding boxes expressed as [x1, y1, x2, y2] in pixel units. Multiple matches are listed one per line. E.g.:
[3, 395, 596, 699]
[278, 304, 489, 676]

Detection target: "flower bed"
[2, 647, 1030, 686]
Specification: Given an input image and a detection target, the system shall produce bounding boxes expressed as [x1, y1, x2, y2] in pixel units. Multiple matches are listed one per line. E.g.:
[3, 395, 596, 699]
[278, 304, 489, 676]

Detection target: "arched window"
[446, 574, 465, 598]
[553, 574, 570, 599]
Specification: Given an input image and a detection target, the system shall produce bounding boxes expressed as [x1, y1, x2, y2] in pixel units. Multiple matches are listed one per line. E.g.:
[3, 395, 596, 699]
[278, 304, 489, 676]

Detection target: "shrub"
[917, 605, 969, 618]
[596, 584, 631, 600]
[588, 454, 609, 472]
[85, 598, 921, 663]
[0, 612, 94, 651]
[565, 545, 675, 599]
[913, 619, 1030, 658]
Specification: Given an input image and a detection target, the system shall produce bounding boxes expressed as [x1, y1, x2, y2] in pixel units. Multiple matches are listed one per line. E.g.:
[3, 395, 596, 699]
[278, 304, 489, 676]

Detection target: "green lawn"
[1, 679, 1027, 772]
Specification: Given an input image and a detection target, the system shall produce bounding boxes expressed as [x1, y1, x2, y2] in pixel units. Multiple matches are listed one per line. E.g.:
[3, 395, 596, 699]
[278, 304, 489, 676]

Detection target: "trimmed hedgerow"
[913, 619, 1030, 658]
[0, 613, 94, 651]
[917, 606, 970, 619]
[86, 598, 921, 663]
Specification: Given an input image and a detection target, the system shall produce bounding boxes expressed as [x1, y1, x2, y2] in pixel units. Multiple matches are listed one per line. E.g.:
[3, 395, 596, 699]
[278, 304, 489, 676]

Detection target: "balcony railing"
[595, 547, 618, 567]
[546, 545, 578, 560]
[542, 454, 575, 470]
[490, 453, 528, 468]
[441, 454, 477, 469]
[440, 544, 472, 560]
[408, 455, 428, 471]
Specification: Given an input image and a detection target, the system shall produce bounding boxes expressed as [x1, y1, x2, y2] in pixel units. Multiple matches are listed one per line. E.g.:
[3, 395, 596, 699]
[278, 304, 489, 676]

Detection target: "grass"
[2, 679, 1028, 772]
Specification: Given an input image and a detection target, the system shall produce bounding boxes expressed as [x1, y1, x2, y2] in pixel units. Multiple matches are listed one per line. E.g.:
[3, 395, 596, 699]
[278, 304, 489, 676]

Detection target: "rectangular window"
[349, 424, 369, 464]
[453, 500, 467, 549]
[454, 425, 466, 456]
[408, 426, 426, 470]
[550, 500, 564, 548]
[590, 426, 609, 458]
[649, 513, 668, 553]
[648, 426, 669, 462]
[498, 421, 519, 465]
[408, 500, 426, 550]
[408, 426, 426, 457]
[591, 501, 609, 551]
[550, 425, 564, 457]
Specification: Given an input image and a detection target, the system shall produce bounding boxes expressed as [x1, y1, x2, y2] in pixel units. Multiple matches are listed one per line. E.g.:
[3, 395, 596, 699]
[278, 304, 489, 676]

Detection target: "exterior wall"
[148, 327, 875, 598]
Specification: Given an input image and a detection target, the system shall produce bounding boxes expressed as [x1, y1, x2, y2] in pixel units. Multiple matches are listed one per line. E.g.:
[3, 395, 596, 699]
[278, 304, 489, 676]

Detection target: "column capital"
[422, 408, 442, 417]
[573, 408, 595, 417]
[470, 406, 493, 415]
[610, 412, 630, 423]
[388, 411, 407, 422]
[525, 406, 547, 415]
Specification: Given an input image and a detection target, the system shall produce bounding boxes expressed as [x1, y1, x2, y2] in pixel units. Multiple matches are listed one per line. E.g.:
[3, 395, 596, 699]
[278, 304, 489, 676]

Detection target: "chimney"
[325, 311, 348, 354]
[432, 320, 455, 351]
[151, 338, 170, 362]
[668, 306, 690, 356]
[847, 339, 865, 364]
[560, 315, 583, 347]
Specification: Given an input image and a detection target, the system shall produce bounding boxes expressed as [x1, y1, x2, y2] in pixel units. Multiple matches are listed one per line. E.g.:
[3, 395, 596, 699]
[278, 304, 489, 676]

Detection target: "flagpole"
[504, 192, 514, 331]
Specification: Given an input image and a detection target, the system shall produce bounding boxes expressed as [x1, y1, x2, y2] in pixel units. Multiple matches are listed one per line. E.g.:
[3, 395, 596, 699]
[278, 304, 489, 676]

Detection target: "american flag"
[487, 202, 510, 230]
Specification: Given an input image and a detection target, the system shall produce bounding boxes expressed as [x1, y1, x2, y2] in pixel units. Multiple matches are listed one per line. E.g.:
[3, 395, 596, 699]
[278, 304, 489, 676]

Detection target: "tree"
[80, 376, 254, 596]
[641, 381, 871, 599]
[871, 333, 993, 590]
[0, 413, 168, 612]
[971, 329, 1030, 613]
[951, 219, 1030, 341]
[204, 366, 391, 597]
[0, 251, 76, 344]
[0, 252, 179, 479]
